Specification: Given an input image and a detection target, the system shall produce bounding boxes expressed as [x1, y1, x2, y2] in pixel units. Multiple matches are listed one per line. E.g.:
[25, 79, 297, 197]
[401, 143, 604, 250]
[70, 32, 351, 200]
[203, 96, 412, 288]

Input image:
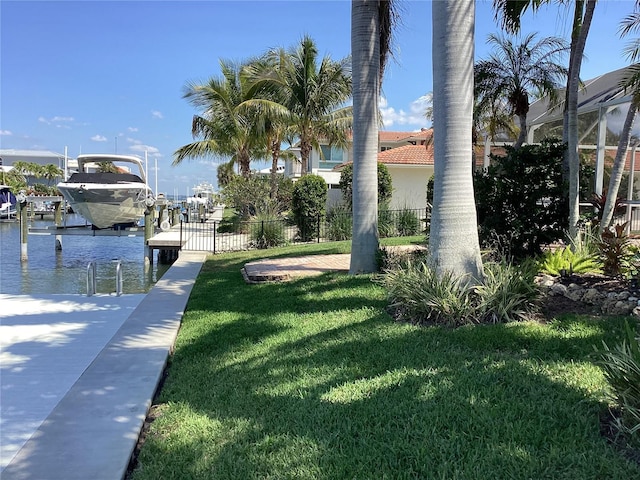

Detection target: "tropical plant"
[494, 0, 597, 243]
[475, 32, 568, 149]
[173, 60, 266, 177]
[597, 320, 640, 447]
[598, 222, 632, 277]
[291, 174, 327, 241]
[429, 0, 483, 283]
[223, 175, 291, 221]
[475, 259, 539, 323]
[538, 246, 602, 276]
[379, 257, 538, 327]
[250, 35, 352, 176]
[338, 161, 393, 209]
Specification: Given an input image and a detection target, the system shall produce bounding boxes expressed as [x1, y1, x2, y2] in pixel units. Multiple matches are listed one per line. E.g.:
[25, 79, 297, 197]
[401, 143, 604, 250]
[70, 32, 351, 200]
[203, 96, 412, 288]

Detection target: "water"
[0, 215, 170, 295]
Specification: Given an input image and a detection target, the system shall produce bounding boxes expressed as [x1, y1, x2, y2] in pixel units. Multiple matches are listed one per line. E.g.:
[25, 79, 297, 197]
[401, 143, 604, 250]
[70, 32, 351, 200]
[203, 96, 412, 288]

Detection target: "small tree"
[474, 138, 568, 259]
[292, 174, 327, 241]
[339, 162, 392, 209]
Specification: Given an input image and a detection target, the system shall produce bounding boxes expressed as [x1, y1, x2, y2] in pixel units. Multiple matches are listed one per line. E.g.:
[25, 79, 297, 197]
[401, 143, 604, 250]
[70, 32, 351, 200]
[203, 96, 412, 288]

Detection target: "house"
[284, 128, 437, 210]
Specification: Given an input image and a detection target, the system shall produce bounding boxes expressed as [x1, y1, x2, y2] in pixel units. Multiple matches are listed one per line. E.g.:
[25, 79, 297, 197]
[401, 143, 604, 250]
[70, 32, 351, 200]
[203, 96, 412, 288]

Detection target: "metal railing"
[86, 260, 123, 296]
[177, 208, 430, 253]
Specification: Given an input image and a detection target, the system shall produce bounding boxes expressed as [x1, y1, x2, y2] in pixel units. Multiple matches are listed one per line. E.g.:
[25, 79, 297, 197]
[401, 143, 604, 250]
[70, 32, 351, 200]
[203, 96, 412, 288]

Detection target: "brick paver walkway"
[242, 254, 351, 282]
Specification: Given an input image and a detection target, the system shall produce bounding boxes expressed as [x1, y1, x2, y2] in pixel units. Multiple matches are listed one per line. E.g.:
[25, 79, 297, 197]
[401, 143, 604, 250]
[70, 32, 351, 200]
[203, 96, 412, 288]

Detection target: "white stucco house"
[283, 128, 436, 210]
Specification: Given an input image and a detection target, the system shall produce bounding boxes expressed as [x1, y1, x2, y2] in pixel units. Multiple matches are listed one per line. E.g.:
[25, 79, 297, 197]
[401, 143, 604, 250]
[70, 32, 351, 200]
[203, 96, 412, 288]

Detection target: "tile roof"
[378, 144, 433, 165]
[379, 128, 433, 143]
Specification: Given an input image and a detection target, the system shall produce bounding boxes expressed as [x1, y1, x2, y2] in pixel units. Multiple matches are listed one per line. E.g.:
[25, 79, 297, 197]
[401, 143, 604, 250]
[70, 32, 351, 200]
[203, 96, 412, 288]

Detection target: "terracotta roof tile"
[378, 144, 433, 165]
[379, 129, 433, 143]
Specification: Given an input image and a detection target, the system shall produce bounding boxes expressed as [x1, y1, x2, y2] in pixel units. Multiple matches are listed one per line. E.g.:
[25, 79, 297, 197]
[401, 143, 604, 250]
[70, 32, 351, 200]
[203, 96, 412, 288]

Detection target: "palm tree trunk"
[514, 113, 528, 149]
[350, 0, 379, 274]
[600, 102, 638, 230]
[270, 139, 280, 199]
[564, 0, 596, 240]
[429, 0, 483, 282]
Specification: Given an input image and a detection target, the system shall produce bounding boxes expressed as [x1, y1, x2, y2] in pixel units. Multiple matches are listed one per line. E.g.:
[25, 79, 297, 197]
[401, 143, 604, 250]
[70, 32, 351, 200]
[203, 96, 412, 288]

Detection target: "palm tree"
[173, 60, 265, 177]
[494, 0, 597, 240]
[41, 164, 63, 186]
[429, 0, 483, 282]
[349, 0, 396, 273]
[475, 33, 568, 149]
[253, 36, 352, 175]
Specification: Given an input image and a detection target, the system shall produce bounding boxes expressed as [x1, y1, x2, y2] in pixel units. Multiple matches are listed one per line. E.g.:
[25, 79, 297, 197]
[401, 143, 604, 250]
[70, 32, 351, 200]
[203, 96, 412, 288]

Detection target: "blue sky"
[0, 0, 637, 196]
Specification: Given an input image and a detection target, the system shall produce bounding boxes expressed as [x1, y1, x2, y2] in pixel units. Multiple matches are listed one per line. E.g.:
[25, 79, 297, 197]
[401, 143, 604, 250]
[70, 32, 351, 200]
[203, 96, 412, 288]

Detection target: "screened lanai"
[527, 66, 640, 199]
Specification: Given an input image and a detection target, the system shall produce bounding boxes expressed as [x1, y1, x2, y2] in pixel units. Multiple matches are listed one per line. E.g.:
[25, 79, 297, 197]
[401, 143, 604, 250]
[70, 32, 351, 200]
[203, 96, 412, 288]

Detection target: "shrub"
[326, 204, 352, 241]
[223, 175, 292, 221]
[597, 321, 640, 447]
[377, 202, 395, 238]
[249, 215, 286, 249]
[474, 138, 568, 260]
[292, 174, 327, 241]
[378, 257, 539, 327]
[338, 162, 393, 209]
[475, 260, 539, 323]
[396, 207, 421, 236]
[599, 222, 632, 277]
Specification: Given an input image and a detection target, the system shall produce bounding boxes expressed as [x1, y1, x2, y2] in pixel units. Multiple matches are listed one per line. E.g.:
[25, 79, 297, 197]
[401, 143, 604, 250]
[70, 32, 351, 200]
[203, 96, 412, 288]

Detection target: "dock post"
[17, 192, 28, 261]
[144, 205, 155, 266]
[158, 203, 167, 228]
[54, 200, 63, 251]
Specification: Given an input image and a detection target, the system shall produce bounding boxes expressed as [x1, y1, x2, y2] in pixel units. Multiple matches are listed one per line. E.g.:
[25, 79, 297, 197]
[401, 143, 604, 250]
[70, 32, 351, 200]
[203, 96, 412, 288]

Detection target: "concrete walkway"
[0, 251, 207, 480]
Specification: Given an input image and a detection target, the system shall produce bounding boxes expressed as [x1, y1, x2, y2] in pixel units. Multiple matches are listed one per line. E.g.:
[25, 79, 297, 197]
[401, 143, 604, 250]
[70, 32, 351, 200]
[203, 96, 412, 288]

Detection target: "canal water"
[0, 216, 170, 295]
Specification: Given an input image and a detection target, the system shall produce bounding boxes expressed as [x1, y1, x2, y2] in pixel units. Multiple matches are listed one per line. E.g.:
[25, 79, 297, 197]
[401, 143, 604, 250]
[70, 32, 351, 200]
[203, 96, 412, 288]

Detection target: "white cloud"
[0, 130, 12, 136]
[38, 115, 74, 125]
[129, 143, 161, 157]
[379, 96, 430, 129]
[151, 110, 164, 119]
[128, 127, 138, 132]
[91, 134, 107, 142]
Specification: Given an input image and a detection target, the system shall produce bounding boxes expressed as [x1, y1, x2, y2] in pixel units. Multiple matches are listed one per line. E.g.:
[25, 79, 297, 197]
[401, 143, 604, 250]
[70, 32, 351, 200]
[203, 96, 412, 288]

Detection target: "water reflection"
[0, 216, 170, 294]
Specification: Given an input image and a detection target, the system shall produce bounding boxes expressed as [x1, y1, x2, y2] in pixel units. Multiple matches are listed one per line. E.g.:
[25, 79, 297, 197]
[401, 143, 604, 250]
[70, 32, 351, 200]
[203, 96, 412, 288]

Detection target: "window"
[319, 145, 344, 169]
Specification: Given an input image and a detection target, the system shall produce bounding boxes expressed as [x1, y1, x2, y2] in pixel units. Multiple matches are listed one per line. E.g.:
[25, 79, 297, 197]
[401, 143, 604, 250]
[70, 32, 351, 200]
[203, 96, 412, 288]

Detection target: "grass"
[130, 241, 640, 480]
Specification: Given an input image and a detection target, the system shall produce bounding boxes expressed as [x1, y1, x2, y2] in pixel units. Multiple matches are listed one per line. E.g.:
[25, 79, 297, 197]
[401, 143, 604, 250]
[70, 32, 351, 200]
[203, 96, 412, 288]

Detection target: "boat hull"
[58, 182, 152, 229]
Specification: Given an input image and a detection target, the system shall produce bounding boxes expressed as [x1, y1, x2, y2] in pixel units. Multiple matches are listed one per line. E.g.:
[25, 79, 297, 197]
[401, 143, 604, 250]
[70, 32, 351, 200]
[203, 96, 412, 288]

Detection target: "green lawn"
[131, 241, 640, 479]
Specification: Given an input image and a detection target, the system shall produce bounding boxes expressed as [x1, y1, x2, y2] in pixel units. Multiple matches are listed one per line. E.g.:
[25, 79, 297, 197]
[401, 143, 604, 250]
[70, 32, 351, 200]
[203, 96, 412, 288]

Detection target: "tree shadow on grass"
[131, 257, 640, 480]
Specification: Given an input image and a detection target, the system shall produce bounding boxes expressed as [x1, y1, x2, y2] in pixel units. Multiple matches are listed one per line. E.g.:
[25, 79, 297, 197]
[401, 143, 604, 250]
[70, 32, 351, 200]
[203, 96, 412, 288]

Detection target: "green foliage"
[326, 203, 352, 241]
[217, 161, 237, 188]
[475, 260, 539, 323]
[249, 214, 287, 249]
[292, 174, 327, 241]
[396, 207, 421, 236]
[598, 222, 632, 277]
[223, 175, 291, 221]
[377, 202, 395, 238]
[338, 162, 393, 209]
[538, 247, 602, 276]
[379, 258, 539, 327]
[598, 321, 640, 447]
[474, 139, 568, 260]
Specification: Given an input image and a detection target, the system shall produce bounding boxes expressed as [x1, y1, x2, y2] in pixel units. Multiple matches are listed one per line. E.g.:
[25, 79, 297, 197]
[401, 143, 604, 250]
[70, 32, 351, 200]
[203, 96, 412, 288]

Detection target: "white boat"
[0, 184, 17, 219]
[57, 154, 153, 229]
